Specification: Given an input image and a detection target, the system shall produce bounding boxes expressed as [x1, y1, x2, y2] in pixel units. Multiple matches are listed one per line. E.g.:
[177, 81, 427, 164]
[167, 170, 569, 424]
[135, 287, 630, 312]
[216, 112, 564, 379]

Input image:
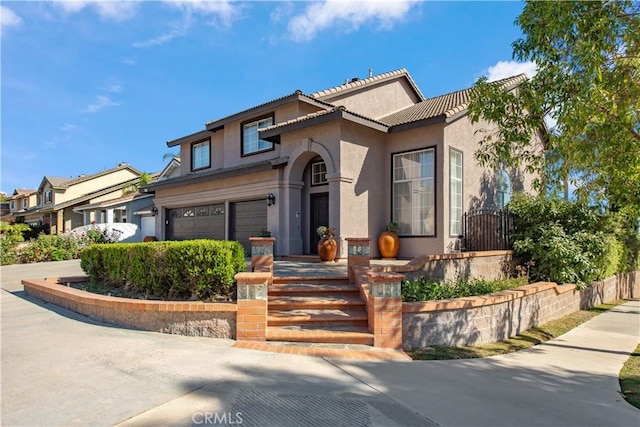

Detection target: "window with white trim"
[22, 199, 28, 209]
[450, 149, 463, 236]
[311, 161, 327, 185]
[10, 201, 15, 210]
[496, 170, 511, 208]
[45, 191, 52, 204]
[393, 148, 435, 236]
[242, 115, 273, 155]
[37, 195, 43, 206]
[191, 140, 210, 170]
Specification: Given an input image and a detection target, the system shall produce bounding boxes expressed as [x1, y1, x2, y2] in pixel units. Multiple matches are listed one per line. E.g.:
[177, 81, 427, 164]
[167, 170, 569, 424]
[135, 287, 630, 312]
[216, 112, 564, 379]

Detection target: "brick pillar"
[235, 272, 270, 341]
[367, 272, 403, 349]
[346, 238, 370, 283]
[249, 237, 275, 273]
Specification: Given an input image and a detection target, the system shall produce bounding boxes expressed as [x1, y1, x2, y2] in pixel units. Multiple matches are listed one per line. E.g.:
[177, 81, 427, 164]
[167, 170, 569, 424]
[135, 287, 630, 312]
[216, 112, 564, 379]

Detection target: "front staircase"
[266, 277, 374, 346]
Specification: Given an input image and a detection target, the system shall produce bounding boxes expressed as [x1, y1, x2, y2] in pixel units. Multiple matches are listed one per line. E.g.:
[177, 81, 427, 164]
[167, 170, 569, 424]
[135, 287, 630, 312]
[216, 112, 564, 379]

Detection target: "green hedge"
[80, 240, 246, 300]
[508, 194, 639, 286]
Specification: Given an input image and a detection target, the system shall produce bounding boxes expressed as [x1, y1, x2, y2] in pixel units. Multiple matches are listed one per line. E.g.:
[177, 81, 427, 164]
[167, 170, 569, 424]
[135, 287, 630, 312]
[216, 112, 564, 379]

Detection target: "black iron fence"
[462, 208, 512, 252]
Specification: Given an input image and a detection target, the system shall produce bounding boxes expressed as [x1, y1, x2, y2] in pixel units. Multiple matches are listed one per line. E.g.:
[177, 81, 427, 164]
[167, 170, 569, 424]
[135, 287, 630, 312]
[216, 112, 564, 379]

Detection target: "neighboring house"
[6, 189, 41, 225]
[146, 69, 541, 257]
[37, 163, 142, 234]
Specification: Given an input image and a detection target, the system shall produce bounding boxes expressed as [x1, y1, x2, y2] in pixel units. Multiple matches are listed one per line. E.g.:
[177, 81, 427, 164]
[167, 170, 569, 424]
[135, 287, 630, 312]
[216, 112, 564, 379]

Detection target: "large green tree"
[469, 0, 640, 214]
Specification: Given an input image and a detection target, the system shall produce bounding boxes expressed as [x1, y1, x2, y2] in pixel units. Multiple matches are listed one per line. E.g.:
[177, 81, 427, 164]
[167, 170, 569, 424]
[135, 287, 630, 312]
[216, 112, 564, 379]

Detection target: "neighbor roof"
[380, 74, 528, 127]
[39, 164, 142, 191]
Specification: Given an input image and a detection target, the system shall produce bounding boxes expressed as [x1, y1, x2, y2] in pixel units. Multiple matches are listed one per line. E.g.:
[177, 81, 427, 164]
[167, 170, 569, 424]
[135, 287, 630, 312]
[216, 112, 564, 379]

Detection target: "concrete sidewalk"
[2, 260, 639, 426]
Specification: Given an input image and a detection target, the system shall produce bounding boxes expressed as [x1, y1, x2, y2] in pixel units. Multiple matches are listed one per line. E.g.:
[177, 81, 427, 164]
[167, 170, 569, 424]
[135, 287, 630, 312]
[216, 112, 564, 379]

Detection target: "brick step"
[269, 282, 359, 295]
[267, 326, 374, 345]
[272, 277, 350, 285]
[268, 308, 368, 327]
[268, 295, 365, 311]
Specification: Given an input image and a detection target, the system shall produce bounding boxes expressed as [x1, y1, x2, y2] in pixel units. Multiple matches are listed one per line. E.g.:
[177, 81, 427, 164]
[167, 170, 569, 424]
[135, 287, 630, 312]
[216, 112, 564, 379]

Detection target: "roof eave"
[388, 115, 446, 133]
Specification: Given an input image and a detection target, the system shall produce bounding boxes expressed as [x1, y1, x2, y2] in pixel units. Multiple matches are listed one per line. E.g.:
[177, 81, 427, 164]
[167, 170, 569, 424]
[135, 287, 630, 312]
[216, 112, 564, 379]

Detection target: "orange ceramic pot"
[317, 237, 338, 262]
[378, 231, 399, 258]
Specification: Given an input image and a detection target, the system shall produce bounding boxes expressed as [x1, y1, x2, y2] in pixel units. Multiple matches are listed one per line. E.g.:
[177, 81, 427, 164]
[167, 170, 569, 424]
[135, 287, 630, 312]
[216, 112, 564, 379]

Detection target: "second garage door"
[231, 200, 267, 254]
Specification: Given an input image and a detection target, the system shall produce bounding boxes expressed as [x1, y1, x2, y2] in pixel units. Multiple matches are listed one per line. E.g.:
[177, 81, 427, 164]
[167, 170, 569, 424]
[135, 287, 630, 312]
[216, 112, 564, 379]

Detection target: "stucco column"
[367, 271, 404, 349]
[346, 238, 370, 283]
[235, 272, 270, 341]
[106, 208, 114, 224]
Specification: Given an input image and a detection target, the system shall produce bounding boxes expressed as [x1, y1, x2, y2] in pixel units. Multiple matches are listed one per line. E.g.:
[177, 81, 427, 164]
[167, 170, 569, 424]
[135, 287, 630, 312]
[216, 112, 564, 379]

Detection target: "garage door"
[231, 200, 267, 254]
[167, 204, 225, 241]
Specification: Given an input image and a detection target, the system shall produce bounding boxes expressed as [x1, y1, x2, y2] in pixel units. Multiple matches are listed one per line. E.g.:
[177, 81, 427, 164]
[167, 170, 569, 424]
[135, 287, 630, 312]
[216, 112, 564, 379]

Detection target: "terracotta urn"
[317, 237, 338, 262]
[378, 221, 400, 258]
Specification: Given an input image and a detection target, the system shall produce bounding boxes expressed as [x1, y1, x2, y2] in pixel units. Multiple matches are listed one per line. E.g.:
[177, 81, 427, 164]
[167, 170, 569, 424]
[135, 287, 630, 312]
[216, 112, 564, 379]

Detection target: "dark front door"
[310, 192, 329, 254]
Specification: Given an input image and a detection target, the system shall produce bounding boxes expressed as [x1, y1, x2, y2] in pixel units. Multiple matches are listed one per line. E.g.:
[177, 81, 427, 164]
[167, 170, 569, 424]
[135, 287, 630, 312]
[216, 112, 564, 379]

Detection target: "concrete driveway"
[1, 260, 638, 426]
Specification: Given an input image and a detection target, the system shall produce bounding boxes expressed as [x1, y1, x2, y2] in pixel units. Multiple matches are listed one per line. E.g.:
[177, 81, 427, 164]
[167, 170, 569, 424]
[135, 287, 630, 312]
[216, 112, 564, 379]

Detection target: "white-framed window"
[45, 191, 52, 204]
[191, 140, 210, 170]
[9, 201, 15, 210]
[393, 148, 435, 236]
[496, 170, 511, 209]
[450, 149, 463, 236]
[22, 199, 28, 209]
[37, 195, 43, 206]
[242, 115, 273, 156]
[311, 161, 327, 185]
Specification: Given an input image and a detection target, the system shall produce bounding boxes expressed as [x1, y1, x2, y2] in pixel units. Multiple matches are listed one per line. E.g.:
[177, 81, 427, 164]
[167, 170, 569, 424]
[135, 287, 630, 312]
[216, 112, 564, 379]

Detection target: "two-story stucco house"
[147, 69, 542, 258]
[37, 163, 142, 234]
[6, 189, 40, 225]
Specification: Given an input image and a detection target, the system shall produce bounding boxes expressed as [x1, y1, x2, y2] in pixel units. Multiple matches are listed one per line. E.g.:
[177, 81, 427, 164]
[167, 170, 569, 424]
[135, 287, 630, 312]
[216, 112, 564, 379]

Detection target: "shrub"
[401, 276, 527, 302]
[508, 194, 635, 286]
[80, 240, 246, 300]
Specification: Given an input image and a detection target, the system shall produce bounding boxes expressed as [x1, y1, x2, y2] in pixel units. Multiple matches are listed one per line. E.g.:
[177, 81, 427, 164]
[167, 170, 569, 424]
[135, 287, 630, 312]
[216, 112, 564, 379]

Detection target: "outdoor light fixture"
[151, 206, 158, 216]
[266, 193, 276, 207]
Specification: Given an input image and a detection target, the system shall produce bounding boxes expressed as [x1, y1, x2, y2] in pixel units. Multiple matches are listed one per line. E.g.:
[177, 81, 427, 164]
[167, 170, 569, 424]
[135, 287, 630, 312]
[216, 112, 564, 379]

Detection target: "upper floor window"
[9, 201, 15, 210]
[242, 115, 273, 156]
[45, 190, 52, 204]
[311, 161, 327, 185]
[393, 148, 435, 236]
[450, 149, 463, 236]
[22, 199, 28, 209]
[496, 170, 511, 209]
[37, 195, 43, 206]
[191, 139, 210, 171]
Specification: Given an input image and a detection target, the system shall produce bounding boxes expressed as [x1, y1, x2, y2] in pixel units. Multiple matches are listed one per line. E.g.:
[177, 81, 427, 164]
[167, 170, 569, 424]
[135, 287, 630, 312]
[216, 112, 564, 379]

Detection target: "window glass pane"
[243, 117, 273, 154]
[496, 170, 511, 208]
[192, 141, 210, 169]
[311, 161, 327, 185]
[392, 148, 435, 236]
[450, 150, 463, 235]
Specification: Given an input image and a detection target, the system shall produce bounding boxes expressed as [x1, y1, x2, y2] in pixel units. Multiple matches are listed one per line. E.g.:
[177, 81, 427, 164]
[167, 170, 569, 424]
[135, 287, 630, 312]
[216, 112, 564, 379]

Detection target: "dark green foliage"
[402, 276, 527, 302]
[80, 240, 246, 300]
[508, 193, 638, 285]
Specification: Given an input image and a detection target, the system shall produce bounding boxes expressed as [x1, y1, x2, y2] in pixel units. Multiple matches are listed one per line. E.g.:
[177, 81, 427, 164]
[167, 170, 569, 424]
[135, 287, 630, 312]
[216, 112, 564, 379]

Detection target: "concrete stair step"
[273, 277, 350, 285]
[268, 295, 365, 310]
[268, 308, 368, 327]
[267, 326, 374, 345]
[269, 282, 359, 295]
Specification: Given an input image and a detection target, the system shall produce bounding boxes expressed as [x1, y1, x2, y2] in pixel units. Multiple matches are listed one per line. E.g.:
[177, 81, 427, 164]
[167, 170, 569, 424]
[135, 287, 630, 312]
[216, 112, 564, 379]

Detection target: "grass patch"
[619, 343, 640, 410]
[410, 300, 625, 360]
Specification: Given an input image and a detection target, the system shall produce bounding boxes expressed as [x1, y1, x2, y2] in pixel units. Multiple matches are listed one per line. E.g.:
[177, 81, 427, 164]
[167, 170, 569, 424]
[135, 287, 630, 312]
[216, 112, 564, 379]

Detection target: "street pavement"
[1, 260, 639, 427]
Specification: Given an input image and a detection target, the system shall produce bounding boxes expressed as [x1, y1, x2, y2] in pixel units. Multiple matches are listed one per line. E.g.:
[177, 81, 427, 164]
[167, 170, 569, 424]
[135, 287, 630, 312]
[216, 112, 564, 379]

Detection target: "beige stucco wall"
[320, 79, 420, 120]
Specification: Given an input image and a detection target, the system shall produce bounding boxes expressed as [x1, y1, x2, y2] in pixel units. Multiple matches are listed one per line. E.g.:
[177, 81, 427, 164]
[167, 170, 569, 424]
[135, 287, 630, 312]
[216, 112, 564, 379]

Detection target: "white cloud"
[287, 0, 415, 42]
[53, 1, 138, 22]
[102, 83, 123, 93]
[82, 95, 120, 113]
[60, 123, 78, 132]
[1, 5, 23, 34]
[132, 19, 189, 48]
[486, 60, 537, 82]
[123, 56, 137, 65]
[163, 0, 240, 26]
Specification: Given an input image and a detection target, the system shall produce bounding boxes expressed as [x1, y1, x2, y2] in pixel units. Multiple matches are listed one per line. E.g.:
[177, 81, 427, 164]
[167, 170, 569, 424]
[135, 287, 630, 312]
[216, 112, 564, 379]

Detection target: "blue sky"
[1, 1, 535, 194]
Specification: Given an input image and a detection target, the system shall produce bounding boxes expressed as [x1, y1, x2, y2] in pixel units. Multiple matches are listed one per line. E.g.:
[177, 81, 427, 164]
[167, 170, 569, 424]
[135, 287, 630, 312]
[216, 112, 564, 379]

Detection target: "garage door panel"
[231, 200, 267, 254]
[168, 204, 225, 241]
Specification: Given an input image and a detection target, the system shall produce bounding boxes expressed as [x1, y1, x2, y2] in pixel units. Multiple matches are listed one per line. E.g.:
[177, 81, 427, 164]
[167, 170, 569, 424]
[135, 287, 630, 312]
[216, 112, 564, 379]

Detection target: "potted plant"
[316, 226, 337, 262]
[378, 221, 400, 258]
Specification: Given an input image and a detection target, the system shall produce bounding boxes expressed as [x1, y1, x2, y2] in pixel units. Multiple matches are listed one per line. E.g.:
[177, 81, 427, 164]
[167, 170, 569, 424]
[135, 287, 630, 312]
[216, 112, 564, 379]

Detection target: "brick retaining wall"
[403, 271, 639, 349]
[22, 277, 237, 339]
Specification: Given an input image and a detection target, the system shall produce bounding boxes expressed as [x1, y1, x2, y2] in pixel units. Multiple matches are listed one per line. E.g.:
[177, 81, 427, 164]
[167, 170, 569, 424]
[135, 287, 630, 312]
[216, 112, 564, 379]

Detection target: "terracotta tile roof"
[380, 74, 528, 127]
[311, 68, 426, 102]
[259, 106, 389, 135]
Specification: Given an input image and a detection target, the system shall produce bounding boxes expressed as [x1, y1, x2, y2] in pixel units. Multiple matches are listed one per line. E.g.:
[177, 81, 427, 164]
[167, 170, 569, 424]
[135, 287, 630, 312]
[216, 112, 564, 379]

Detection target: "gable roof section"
[380, 74, 528, 129]
[202, 91, 335, 134]
[38, 164, 142, 192]
[8, 189, 37, 199]
[311, 68, 426, 102]
[40, 177, 142, 212]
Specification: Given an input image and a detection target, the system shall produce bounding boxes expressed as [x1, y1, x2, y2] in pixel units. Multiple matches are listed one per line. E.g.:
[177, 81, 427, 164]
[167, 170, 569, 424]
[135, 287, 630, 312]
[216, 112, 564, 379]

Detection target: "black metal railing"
[462, 208, 512, 252]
